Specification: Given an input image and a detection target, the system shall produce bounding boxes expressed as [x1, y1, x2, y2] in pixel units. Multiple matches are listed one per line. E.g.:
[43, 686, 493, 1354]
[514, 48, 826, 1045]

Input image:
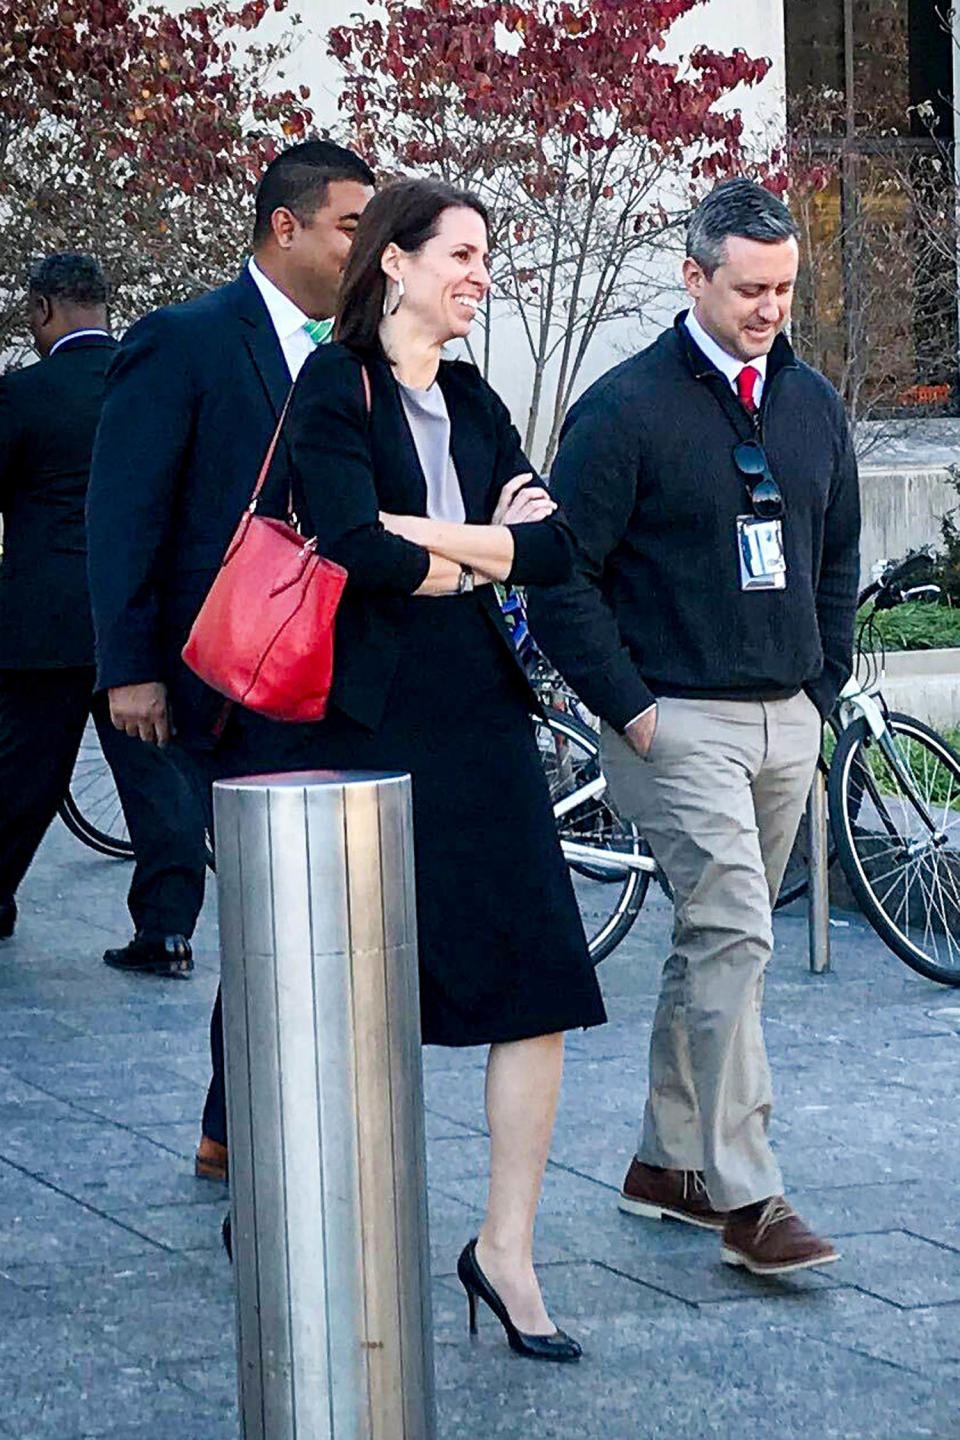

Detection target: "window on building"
[785, 0, 957, 425]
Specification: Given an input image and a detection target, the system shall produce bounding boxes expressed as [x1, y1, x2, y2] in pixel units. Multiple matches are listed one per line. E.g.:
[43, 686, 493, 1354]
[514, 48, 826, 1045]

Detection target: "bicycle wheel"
[829, 711, 960, 985]
[535, 709, 650, 964]
[58, 716, 134, 860]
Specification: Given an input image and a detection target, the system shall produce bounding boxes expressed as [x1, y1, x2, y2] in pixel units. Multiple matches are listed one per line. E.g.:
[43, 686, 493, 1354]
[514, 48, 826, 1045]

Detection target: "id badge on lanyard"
[737, 515, 786, 591]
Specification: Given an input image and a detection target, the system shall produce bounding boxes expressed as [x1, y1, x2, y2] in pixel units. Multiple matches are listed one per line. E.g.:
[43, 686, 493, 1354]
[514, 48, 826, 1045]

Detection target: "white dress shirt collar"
[684, 308, 767, 398]
[247, 256, 318, 381]
[48, 328, 111, 357]
[247, 256, 309, 338]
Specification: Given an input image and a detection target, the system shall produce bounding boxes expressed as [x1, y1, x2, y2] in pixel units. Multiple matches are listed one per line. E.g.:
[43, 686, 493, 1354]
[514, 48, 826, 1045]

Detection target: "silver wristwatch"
[457, 565, 475, 594]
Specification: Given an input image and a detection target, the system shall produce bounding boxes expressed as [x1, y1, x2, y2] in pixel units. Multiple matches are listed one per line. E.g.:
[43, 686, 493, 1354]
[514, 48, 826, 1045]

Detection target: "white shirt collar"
[48, 328, 111, 356]
[247, 256, 311, 341]
[684, 308, 767, 388]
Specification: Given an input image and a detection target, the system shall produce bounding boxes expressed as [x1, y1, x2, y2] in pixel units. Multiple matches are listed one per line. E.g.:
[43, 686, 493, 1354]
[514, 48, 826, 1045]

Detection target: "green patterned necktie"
[303, 318, 334, 346]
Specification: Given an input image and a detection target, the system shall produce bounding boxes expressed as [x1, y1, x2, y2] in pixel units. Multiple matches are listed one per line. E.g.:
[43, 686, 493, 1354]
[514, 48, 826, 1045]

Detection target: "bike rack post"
[807, 767, 831, 974]
[213, 770, 436, 1440]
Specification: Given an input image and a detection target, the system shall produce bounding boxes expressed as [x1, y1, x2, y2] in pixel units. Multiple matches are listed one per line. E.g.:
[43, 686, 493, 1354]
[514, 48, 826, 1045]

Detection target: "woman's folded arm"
[287, 347, 431, 596]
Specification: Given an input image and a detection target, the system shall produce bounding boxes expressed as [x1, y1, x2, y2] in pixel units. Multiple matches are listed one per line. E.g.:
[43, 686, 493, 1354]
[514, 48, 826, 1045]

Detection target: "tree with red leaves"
[0, 0, 312, 362]
[330, 0, 779, 462]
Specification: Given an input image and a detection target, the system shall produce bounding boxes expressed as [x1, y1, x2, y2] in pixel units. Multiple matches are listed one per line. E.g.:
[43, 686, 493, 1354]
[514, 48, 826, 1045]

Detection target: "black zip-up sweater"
[527, 314, 861, 730]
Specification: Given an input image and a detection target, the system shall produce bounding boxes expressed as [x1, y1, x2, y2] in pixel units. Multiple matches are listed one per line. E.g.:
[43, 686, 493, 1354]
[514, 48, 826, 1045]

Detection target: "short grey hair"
[686, 179, 799, 278]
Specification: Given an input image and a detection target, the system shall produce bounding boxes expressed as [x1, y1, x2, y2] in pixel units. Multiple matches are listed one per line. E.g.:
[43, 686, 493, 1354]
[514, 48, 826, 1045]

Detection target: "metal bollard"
[806, 767, 831, 975]
[213, 770, 436, 1440]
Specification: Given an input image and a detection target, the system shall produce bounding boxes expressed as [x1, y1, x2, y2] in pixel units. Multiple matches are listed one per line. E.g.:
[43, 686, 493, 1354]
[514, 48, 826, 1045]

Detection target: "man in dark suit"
[86, 141, 376, 1180]
[0, 254, 208, 965]
[0, 255, 114, 940]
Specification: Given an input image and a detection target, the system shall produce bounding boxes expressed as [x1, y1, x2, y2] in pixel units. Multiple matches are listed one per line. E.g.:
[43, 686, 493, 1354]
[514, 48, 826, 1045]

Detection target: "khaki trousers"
[602, 692, 821, 1210]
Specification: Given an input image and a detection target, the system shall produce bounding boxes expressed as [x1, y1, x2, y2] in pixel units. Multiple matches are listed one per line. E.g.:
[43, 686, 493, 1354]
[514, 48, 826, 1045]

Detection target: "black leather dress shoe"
[0, 899, 16, 940]
[103, 933, 193, 978]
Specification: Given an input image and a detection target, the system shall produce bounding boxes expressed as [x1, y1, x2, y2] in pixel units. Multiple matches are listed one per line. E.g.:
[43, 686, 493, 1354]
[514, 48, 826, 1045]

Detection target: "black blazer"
[286, 344, 574, 730]
[0, 333, 117, 669]
[87, 269, 296, 738]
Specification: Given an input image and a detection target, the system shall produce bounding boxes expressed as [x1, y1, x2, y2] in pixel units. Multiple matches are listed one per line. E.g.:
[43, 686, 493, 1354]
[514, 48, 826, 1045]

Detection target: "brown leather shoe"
[195, 1135, 228, 1183]
[618, 1157, 725, 1230]
[722, 1197, 839, 1275]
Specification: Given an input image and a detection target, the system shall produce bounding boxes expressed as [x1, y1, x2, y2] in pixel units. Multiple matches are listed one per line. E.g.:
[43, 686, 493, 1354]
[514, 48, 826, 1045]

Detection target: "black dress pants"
[0, 667, 93, 902]
[0, 668, 207, 941]
[170, 707, 318, 1147]
[91, 691, 208, 940]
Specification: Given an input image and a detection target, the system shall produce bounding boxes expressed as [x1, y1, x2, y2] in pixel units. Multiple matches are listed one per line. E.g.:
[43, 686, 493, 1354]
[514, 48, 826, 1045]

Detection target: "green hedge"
[866, 602, 960, 652]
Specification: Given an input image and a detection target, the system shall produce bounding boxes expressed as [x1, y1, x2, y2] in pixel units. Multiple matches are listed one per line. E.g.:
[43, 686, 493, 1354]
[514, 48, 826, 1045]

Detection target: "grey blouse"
[398, 381, 466, 524]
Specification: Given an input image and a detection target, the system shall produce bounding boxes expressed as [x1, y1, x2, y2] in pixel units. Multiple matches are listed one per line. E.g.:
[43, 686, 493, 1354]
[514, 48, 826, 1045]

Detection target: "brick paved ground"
[1, 820, 958, 1439]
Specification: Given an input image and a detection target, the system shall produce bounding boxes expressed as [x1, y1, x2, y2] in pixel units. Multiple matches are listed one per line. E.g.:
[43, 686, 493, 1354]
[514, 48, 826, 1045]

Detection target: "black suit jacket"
[0, 333, 117, 669]
[286, 344, 575, 730]
[87, 269, 295, 739]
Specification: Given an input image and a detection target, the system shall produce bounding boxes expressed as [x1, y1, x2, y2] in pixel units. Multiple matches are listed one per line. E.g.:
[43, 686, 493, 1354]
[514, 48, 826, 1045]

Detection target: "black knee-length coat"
[284, 345, 606, 1046]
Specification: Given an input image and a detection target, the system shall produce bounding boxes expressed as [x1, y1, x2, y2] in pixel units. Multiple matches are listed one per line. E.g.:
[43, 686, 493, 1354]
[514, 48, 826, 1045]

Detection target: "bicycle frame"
[559, 838, 656, 875]
[551, 761, 656, 874]
[837, 676, 948, 847]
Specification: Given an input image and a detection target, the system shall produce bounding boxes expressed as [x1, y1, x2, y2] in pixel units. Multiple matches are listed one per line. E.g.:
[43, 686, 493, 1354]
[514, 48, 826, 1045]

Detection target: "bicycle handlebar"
[857, 551, 933, 611]
[884, 552, 933, 588]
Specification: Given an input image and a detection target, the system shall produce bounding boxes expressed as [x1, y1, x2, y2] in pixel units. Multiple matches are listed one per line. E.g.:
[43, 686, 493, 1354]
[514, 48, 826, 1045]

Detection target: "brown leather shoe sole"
[195, 1139, 228, 1183]
[721, 1243, 840, 1275]
[618, 1190, 725, 1231]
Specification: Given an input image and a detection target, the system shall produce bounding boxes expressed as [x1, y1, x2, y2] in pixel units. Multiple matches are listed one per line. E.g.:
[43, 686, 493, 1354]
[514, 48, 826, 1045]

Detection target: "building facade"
[288, 0, 786, 448]
[288, 1, 957, 437]
[785, 1, 959, 421]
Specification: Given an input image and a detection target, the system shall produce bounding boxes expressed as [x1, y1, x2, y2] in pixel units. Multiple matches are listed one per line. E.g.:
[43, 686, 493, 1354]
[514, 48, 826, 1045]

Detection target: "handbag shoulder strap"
[248, 388, 294, 516]
[247, 360, 372, 518]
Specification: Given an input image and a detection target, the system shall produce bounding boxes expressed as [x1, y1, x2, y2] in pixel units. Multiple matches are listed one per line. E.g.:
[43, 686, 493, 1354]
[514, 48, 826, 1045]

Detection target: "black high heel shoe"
[456, 1238, 582, 1363]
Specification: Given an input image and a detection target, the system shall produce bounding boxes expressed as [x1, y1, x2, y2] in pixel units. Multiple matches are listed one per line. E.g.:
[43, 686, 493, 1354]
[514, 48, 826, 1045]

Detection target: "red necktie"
[736, 365, 760, 414]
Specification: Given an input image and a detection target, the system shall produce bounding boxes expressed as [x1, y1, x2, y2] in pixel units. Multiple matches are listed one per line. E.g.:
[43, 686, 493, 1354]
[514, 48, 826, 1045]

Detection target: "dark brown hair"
[335, 177, 488, 355]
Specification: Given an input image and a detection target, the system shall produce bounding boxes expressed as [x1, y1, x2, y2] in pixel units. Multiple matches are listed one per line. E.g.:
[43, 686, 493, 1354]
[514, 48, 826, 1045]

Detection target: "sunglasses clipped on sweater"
[732, 439, 784, 521]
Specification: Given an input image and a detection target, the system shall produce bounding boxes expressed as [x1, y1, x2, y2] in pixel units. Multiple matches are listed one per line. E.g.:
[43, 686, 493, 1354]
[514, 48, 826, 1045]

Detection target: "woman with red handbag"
[284, 178, 606, 1363]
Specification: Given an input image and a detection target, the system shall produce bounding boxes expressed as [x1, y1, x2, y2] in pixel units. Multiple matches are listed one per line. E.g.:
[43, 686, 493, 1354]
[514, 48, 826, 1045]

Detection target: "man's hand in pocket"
[624, 705, 657, 759]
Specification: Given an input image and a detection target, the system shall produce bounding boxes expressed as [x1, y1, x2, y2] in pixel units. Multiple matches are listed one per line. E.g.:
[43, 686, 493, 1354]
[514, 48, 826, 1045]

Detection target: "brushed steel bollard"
[213, 770, 436, 1440]
[807, 767, 831, 974]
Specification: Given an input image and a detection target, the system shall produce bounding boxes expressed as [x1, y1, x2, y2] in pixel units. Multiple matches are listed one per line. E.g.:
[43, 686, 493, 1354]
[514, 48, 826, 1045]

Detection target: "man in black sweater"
[528, 180, 860, 1276]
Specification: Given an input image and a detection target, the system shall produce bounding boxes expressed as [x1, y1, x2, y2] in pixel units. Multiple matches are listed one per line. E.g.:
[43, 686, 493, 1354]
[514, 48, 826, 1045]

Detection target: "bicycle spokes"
[830, 712, 960, 984]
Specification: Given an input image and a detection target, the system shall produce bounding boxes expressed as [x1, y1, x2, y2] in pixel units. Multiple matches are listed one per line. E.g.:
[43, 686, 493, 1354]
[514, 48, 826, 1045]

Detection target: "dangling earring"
[389, 276, 405, 317]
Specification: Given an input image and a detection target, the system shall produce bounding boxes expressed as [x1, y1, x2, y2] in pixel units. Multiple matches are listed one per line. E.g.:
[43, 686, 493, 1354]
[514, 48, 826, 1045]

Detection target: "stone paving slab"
[1, 822, 959, 1437]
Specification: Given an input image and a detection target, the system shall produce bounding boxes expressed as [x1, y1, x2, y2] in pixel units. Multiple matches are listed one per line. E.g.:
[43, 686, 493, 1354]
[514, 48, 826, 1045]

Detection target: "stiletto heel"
[456, 1238, 582, 1363]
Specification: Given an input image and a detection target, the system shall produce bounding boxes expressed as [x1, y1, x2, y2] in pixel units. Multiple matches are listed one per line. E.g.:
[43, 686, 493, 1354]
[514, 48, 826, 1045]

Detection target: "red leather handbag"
[181, 389, 348, 723]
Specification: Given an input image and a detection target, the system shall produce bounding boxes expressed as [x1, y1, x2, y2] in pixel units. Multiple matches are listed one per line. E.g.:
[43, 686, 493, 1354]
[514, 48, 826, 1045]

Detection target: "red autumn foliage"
[1, 0, 309, 361]
[329, 0, 781, 462]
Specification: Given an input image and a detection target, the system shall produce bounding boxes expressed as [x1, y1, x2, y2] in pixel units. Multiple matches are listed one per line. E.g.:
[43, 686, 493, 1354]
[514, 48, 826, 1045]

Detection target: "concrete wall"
[858, 466, 958, 581]
[859, 648, 960, 731]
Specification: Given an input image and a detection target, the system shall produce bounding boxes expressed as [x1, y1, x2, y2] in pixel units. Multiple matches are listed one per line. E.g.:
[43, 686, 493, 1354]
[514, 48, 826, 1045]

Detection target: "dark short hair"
[687, 179, 799, 277]
[28, 253, 108, 306]
[336, 178, 489, 355]
[252, 140, 376, 246]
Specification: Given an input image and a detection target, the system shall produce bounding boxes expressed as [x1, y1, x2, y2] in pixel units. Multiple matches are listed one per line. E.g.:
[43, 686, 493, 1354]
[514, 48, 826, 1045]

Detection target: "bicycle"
[58, 715, 134, 859]
[58, 715, 214, 870]
[821, 553, 960, 986]
[774, 557, 941, 911]
[500, 591, 659, 961]
[513, 564, 960, 983]
[536, 706, 655, 963]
